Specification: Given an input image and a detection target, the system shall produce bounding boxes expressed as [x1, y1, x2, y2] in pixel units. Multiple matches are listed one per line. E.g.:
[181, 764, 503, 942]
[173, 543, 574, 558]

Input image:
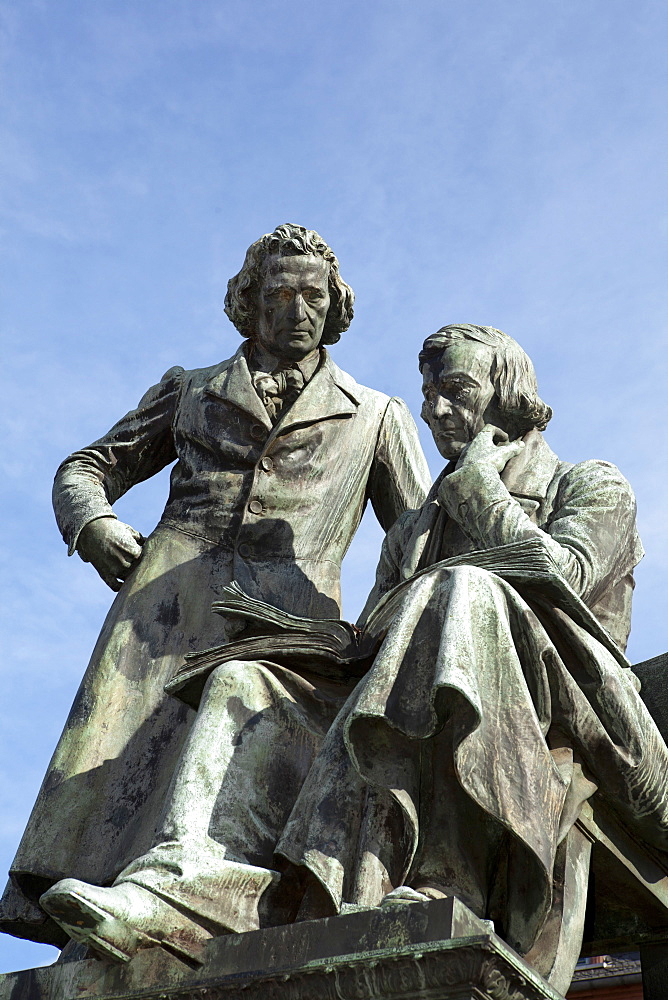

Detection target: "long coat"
[1, 346, 429, 945]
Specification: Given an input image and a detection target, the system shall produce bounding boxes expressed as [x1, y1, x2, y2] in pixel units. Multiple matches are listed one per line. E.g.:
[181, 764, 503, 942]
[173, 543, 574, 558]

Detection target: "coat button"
[250, 424, 265, 440]
[248, 499, 264, 515]
[237, 542, 251, 558]
[260, 456, 274, 472]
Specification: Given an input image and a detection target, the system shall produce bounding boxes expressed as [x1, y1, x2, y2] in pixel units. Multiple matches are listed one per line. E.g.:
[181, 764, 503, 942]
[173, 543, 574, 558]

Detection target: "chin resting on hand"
[455, 423, 524, 474]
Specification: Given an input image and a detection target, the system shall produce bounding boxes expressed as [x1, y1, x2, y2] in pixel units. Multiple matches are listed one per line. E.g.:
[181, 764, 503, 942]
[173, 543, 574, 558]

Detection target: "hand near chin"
[455, 424, 524, 473]
[77, 517, 145, 591]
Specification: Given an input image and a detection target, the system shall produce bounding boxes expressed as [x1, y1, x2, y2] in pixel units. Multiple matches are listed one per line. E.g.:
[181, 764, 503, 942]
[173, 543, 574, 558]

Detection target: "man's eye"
[303, 290, 323, 301]
[445, 383, 471, 402]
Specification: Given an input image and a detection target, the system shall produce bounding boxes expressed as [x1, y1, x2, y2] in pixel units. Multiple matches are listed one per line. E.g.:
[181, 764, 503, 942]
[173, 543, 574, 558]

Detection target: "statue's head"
[224, 224, 355, 361]
[418, 324, 552, 460]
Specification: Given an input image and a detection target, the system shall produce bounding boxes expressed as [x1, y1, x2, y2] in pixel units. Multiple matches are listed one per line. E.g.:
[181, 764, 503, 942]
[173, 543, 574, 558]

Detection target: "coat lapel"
[271, 351, 359, 435]
[203, 347, 360, 438]
[204, 347, 273, 430]
[501, 428, 561, 518]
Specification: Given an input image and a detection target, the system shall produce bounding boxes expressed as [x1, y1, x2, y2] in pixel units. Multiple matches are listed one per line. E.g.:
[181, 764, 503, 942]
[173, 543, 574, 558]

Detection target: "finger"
[118, 521, 145, 541]
[116, 557, 141, 580]
[113, 556, 136, 574]
[504, 440, 525, 455]
[121, 541, 143, 559]
[99, 568, 123, 591]
[129, 528, 146, 545]
[494, 442, 524, 463]
[114, 539, 144, 560]
[481, 424, 509, 445]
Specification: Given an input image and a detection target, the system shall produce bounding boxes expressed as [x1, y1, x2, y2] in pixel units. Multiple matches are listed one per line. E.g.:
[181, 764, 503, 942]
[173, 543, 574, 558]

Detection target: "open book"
[165, 536, 627, 709]
[165, 585, 378, 708]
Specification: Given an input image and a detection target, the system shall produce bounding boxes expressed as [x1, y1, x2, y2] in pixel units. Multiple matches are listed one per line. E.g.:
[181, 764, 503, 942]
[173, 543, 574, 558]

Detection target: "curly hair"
[419, 324, 552, 433]
[224, 224, 355, 345]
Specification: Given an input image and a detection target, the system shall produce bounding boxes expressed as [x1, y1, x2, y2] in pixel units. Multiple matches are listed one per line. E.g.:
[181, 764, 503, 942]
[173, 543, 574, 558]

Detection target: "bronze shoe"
[39, 878, 208, 965]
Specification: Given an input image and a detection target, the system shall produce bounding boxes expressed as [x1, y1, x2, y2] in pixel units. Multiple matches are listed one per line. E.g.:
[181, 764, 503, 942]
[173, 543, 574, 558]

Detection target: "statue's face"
[256, 254, 331, 361]
[421, 341, 500, 459]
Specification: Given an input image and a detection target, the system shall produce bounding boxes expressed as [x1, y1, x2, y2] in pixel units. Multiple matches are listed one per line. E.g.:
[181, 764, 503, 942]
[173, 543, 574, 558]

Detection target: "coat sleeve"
[53, 366, 184, 554]
[356, 510, 417, 626]
[438, 457, 642, 605]
[366, 397, 431, 531]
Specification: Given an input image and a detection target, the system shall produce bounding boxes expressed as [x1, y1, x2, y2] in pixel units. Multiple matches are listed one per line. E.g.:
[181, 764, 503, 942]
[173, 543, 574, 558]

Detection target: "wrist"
[439, 462, 510, 518]
[77, 515, 117, 559]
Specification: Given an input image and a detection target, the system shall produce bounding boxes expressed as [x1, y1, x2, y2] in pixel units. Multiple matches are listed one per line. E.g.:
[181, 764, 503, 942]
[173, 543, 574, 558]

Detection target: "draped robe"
[277, 430, 668, 990]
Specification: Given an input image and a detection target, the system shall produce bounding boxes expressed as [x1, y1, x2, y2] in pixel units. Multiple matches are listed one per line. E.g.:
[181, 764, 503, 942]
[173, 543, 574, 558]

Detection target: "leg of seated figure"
[357, 567, 582, 960]
[404, 722, 505, 918]
[401, 566, 592, 988]
[41, 659, 350, 963]
[522, 823, 592, 995]
[279, 565, 568, 930]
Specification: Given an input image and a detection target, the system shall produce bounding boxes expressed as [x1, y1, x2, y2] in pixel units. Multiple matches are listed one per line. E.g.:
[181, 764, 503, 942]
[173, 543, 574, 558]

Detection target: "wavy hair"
[224, 224, 355, 345]
[419, 324, 552, 433]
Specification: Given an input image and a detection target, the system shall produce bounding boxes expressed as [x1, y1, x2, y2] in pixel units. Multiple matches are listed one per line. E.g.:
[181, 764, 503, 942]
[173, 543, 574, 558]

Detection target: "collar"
[247, 343, 322, 384]
[424, 428, 560, 506]
[204, 345, 361, 432]
[500, 428, 560, 501]
[204, 347, 272, 429]
[272, 350, 360, 433]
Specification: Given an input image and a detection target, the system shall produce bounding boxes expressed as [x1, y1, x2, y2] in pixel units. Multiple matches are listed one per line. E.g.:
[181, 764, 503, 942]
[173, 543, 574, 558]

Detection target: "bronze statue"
[35, 325, 668, 997]
[279, 325, 668, 993]
[0, 225, 429, 947]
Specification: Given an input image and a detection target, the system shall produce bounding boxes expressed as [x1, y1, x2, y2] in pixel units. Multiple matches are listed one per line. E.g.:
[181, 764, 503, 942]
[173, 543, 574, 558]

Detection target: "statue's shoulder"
[134, 364, 185, 406]
[324, 353, 409, 414]
[556, 457, 636, 499]
[323, 354, 384, 404]
[154, 361, 231, 386]
[165, 351, 242, 390]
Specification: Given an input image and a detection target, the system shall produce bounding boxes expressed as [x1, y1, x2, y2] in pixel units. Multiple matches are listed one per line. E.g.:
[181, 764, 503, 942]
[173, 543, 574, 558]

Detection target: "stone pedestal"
[0, 898, 562, 1000]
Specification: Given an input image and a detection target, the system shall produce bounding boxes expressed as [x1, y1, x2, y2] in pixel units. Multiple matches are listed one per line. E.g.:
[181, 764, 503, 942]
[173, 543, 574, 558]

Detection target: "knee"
[204, 658, 265, 697]
[431, 564, 509, 612]
[442, 564, 497, 589]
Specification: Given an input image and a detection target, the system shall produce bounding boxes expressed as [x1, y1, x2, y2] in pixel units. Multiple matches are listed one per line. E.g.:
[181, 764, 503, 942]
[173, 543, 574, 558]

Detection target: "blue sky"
[1, 0, 666, 974]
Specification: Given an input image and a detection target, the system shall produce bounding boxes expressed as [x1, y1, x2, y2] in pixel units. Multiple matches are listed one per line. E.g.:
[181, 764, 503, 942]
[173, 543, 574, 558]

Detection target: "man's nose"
[431, 395, 452, 419]
[290, 293, 307, 323]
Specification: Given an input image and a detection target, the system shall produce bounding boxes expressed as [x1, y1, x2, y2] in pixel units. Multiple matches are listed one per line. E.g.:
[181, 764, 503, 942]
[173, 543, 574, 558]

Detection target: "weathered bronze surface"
[4, 279, 668, 999]
[0, 225, 430, 946]
[276, 326, 668, 993]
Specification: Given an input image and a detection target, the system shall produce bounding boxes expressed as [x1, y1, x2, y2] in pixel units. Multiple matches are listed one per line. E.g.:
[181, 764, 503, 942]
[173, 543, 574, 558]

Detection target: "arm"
[53, 366, 183, 588]
[438, 426, 640, 604]
[357, 510, 415, 626]
[367, 397, 431, 531]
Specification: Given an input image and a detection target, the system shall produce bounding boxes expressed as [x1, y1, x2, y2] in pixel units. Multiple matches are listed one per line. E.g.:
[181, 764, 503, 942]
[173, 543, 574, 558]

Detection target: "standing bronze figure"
[0, 225, 429, 947]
